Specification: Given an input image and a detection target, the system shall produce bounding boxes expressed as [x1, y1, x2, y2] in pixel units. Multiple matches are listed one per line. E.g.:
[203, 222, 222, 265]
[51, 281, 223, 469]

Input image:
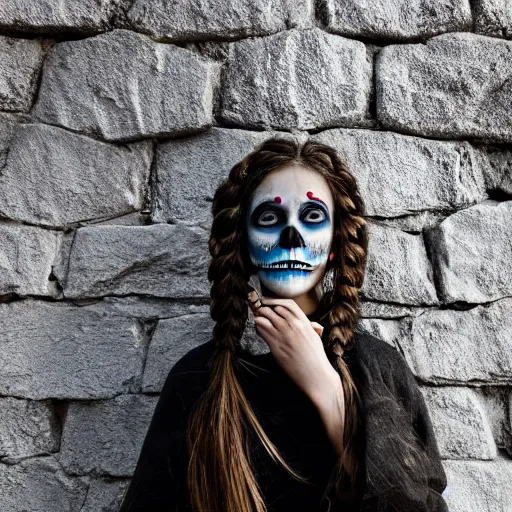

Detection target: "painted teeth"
[259, 260, 312, 269]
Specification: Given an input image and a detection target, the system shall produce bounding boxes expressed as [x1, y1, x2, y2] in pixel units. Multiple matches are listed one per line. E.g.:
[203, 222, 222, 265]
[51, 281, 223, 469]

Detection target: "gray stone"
[476, 146, 512, 196]
[376, 33, 512, 143]
[152, 127, 274, 226]
[81, 478, 130, 512]
[403, 298, 512, 384]
[0, 0, 126, 34]
[60, 394, 158, 477]
[0, 397, 60, 459]
[0, 123, 152, 228]
[0, 456, 88, 511]
[427, 201, 512, 303]
[371, 211, 448, 233]
[474, 0, 512, 39]
[142, 313, 213, 392]
[443, 458, 512, 512]
[0, 300, 147, 399]
[33, 29, 219, 141]
[312, 128, 486, 217]
[63, 224, 210, 299]
[478, 387, 511, 450]
[128, 0, 314, 41]
[362, 222, 438, 305]
[320, 0, 472, 40]
[220, 28, 372, 130]
[355, 317, 405, 349]
[420, 386, 497, 460]
[101, 297, 210, 321]
[0, 35, 45, 112]
[359, 302, 425, 318]
[0, 223, 62, 296]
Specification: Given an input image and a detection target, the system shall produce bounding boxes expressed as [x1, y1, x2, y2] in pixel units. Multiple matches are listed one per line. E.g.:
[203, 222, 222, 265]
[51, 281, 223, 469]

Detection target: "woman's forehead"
[249, 165, 334, 211]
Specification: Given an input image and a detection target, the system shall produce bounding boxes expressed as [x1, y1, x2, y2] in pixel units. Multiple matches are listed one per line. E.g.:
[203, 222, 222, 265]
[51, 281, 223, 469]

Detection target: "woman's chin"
[258, 270, 322, 297]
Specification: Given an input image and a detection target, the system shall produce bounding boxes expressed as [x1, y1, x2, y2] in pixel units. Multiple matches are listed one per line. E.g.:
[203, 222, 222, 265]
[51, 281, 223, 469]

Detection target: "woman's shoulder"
[348, 331, 416, 390]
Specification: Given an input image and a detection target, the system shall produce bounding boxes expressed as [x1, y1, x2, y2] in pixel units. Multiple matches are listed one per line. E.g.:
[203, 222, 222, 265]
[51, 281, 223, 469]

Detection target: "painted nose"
[279, 226, 306, 249]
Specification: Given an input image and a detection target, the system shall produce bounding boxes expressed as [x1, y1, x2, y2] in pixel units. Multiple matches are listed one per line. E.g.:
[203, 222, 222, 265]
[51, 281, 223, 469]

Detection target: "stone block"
[320, 0, 471, 40]
[0, 456, 88, 511]
[421, 386, 497, 460]
[0, 35, 45, 112]
[128, 0, 313, 41]
[0, 397, 60, 459]
[0, 300, 147, 399]
[0, 0, 126, 34]
[220, 28, 372, 130]
[81, 478, 130, 512]
[60, 394, 158, 477]
[474, 0, 512, 39]
[312, 128, 486, 217]
[0, 122, 152, 227]
[152, 127, 274, 225]
[362, 222, 438, 305]
[377, 33, 512, 142]
[0, 223, 61, 296]
[427, 201, 512, 303]
[142, 313, 213, 392]
[403, 298, 512, 384]
[443, 458, 512, 512]
[33, 29, 218, 141]
[63, 224, 210, 299]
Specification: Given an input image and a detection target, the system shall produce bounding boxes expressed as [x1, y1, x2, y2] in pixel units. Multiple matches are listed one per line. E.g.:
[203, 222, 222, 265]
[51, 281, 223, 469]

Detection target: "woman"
[118, 137, 448, 512]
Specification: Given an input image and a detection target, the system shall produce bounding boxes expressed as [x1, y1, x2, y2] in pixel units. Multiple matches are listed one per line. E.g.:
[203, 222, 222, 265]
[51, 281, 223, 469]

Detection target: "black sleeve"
[390, 350, 449, 512]
[117, 370, 192, 512]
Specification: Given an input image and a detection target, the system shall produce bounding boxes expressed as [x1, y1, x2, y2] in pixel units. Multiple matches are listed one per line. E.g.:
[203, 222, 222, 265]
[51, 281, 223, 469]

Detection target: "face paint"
[246, 165, 334, 298]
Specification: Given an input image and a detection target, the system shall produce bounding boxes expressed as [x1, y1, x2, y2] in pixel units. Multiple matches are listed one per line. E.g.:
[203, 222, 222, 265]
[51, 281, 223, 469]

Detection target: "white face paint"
[246, 164, 334, 298]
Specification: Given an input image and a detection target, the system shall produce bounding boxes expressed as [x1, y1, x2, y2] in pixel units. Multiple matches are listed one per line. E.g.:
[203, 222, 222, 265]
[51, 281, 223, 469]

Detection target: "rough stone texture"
[312, 128, 486, 217]
[81, 478, 130, 512]
[33, 29, 219, 141]
[0, 456, 88, 511]
[420, 386, 497, 460]
[63, 224, 210, 299]
[402, 298, 512, 384]
[320, 0, 472, 40]
[142, 313, 213, 392]
[0, 223, 62, 296]
[443, 458, 512, 512]
[220, 28, 372, 130]
[128, 0, 314, 41]
[427, 201, 512, 304]
[0, 397, 60, 459]
[376, 33, 512, 143]
[60, 394, 158, 477]
[0, 35, 45, 112]
[474, 0, 512, 39]
[0, 0, 127, 34]
[152, 127, 274, 226]
[361, 222, 438, 305]
[0, 122, 152, 227]
[475, 145, 512, 197]
[0, 300, 147, 399]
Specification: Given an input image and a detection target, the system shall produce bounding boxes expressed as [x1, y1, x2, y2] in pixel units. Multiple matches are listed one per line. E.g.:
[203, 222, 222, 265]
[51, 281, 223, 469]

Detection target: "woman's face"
[246, 164, 335, 298]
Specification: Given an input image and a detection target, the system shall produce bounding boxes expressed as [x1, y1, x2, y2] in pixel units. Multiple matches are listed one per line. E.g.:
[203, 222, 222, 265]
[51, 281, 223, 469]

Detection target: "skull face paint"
[246, 164, 334, 297]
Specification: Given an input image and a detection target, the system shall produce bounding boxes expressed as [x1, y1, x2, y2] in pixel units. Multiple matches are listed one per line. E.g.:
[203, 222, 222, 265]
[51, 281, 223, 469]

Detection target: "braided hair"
[186, 136, 368, 512]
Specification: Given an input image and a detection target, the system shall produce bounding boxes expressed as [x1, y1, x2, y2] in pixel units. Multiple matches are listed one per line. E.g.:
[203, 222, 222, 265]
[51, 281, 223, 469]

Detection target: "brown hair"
[186, 136, 368, 512]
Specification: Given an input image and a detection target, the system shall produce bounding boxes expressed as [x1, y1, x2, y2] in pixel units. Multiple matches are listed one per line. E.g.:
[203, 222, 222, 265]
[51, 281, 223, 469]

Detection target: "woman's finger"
[255, 303, 288, 330]
[259, 296, 307, 321]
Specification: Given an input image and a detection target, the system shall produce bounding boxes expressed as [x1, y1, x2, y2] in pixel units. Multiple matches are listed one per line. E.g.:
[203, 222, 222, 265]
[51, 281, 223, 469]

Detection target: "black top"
[118, 316, 448, 512]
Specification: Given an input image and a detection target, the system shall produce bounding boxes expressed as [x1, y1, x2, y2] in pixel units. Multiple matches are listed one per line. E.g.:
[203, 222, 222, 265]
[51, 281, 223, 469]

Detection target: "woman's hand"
[246, 291, 340, 406]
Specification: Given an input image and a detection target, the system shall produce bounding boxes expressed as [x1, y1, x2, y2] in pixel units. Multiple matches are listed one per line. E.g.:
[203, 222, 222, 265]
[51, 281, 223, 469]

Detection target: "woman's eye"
[258, 211, 278, 226]
[303, 209, 325, 223]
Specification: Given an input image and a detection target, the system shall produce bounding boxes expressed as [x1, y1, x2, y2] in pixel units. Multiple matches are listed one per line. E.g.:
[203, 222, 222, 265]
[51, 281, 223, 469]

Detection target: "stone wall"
[0, 1, 511, 510]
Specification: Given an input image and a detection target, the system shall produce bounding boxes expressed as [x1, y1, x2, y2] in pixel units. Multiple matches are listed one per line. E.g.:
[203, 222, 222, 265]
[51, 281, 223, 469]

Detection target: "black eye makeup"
[250, 200, 330, 228]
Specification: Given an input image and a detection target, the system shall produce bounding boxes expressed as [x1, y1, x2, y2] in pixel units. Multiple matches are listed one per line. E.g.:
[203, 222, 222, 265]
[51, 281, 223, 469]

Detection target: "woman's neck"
[259, 283, 320, 316]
